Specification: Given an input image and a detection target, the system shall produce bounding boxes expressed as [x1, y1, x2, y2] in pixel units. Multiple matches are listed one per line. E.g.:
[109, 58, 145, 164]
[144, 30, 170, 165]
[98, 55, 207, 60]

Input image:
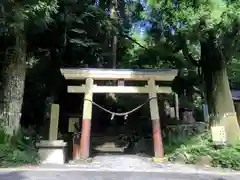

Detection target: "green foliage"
[145, 0, 240, 63]
[228, 58, 240, 88]
[0, 127, 39, 167]
[1, 0, 59, 34]
[68, 4, 109, 48]
[165, 132, 240, 170]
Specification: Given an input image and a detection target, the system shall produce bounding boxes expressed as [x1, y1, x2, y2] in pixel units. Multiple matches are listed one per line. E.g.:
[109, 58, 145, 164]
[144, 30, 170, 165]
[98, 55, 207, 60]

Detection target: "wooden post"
[49, 104, 60, 141]
[148, 79, 164, 162]
[203, 104, 209, 122]
[174, 93, 179, 120]
[68, 117, 79, 160]
[79, 78, 93, 159]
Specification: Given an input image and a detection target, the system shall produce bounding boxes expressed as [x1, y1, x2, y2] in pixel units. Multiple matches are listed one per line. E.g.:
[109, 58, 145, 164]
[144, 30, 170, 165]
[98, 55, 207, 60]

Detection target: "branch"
[120, 32, 191, 68]
[222, 20, 240, 59]
[181, 39, 200, 67]
[119, 32, 148, 50]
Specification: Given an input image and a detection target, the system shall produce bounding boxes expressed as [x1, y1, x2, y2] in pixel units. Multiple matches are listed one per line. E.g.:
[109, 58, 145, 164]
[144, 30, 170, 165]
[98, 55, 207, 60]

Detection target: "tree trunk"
[107, 0, 118, 101]
[201, 39, 240, 143]
[0, 24, 26, 136]
[110, 0, 118, 68]
[111, 35, 117, 68]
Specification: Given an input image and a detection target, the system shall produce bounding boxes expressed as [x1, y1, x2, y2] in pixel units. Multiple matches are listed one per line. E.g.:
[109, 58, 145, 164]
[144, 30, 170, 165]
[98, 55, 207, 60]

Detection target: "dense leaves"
[0, 0, 58, 34]
[0, 127, 39, 167]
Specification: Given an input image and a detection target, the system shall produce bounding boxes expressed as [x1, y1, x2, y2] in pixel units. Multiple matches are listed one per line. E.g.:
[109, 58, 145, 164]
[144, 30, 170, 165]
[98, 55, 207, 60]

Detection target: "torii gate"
[60, 68, 178, 162]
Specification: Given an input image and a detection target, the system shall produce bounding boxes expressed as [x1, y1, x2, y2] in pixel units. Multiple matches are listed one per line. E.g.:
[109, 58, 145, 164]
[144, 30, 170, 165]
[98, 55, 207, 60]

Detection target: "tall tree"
[0, 0, 58, 135]
[145, 0, 240, 142]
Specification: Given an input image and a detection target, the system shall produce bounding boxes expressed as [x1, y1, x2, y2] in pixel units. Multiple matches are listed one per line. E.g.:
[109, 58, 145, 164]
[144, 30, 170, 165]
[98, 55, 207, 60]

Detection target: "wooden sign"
[68, 118, 79, 133]
[211, 126, 226, 145]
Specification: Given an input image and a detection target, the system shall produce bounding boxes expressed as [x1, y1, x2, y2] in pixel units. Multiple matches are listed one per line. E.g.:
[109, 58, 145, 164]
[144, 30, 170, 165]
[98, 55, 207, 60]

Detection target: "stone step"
[95, 142, 118, 148]
[92, 136, 127, 145]
[91, 136, 127, 152]
[94, 146, 124, 152]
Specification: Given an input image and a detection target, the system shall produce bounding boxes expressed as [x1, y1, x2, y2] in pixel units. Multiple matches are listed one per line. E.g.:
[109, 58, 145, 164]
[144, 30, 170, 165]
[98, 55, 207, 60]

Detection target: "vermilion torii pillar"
[79, 77, 93, 159]
[148, 79, 164, 161]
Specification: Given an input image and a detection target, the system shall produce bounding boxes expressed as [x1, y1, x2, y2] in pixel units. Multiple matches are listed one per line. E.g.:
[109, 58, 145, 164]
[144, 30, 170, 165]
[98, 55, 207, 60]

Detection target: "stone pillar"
[79, 78, 93, 159]
[49, 104, 60, 141]
[148, 79, 164, 162]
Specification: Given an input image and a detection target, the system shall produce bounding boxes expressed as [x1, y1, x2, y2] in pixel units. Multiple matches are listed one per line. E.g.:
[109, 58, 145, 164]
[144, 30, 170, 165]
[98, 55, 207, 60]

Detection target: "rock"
[195, 155, 213, 166]
[174, 153, 186, 163]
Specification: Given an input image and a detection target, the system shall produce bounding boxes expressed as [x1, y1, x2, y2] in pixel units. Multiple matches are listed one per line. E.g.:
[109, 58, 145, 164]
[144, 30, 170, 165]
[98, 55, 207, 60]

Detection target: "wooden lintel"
[60, 68, 178, 81]
[68, 85, 172, 94]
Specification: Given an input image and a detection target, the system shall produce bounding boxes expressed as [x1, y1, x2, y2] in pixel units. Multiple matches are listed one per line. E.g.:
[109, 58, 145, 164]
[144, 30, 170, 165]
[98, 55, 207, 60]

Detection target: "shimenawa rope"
[84, 96, 158, 120]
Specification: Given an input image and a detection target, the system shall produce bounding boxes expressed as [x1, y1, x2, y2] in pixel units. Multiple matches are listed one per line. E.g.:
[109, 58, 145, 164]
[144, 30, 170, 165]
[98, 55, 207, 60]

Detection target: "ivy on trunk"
[201, 36, 240, 143]
[1, 22, 26, 136]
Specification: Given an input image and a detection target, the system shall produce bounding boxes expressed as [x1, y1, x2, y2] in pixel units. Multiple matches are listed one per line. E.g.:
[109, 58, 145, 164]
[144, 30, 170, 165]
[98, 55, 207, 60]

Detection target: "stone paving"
[1, 170, 239, 180]
[0, 155, 239, 180]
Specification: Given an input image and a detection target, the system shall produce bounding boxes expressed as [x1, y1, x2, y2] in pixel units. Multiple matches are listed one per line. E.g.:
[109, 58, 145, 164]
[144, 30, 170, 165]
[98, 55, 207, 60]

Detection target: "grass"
[0, 127, 40, 167]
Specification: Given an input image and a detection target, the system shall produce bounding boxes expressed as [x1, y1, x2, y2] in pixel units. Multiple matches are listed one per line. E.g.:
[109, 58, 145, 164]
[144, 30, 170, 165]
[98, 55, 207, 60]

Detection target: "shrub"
[165, 132, 240, 170]
[0, 127, 39, 167]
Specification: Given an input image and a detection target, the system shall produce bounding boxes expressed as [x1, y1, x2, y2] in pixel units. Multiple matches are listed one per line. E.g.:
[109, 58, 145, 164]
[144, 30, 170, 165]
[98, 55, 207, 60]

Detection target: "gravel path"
[66, 155, 238, 174]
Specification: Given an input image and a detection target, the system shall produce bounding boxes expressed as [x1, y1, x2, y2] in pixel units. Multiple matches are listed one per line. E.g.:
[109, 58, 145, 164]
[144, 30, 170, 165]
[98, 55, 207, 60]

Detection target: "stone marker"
[49, 104, 60, 141]
[36, 104, 67, 164]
